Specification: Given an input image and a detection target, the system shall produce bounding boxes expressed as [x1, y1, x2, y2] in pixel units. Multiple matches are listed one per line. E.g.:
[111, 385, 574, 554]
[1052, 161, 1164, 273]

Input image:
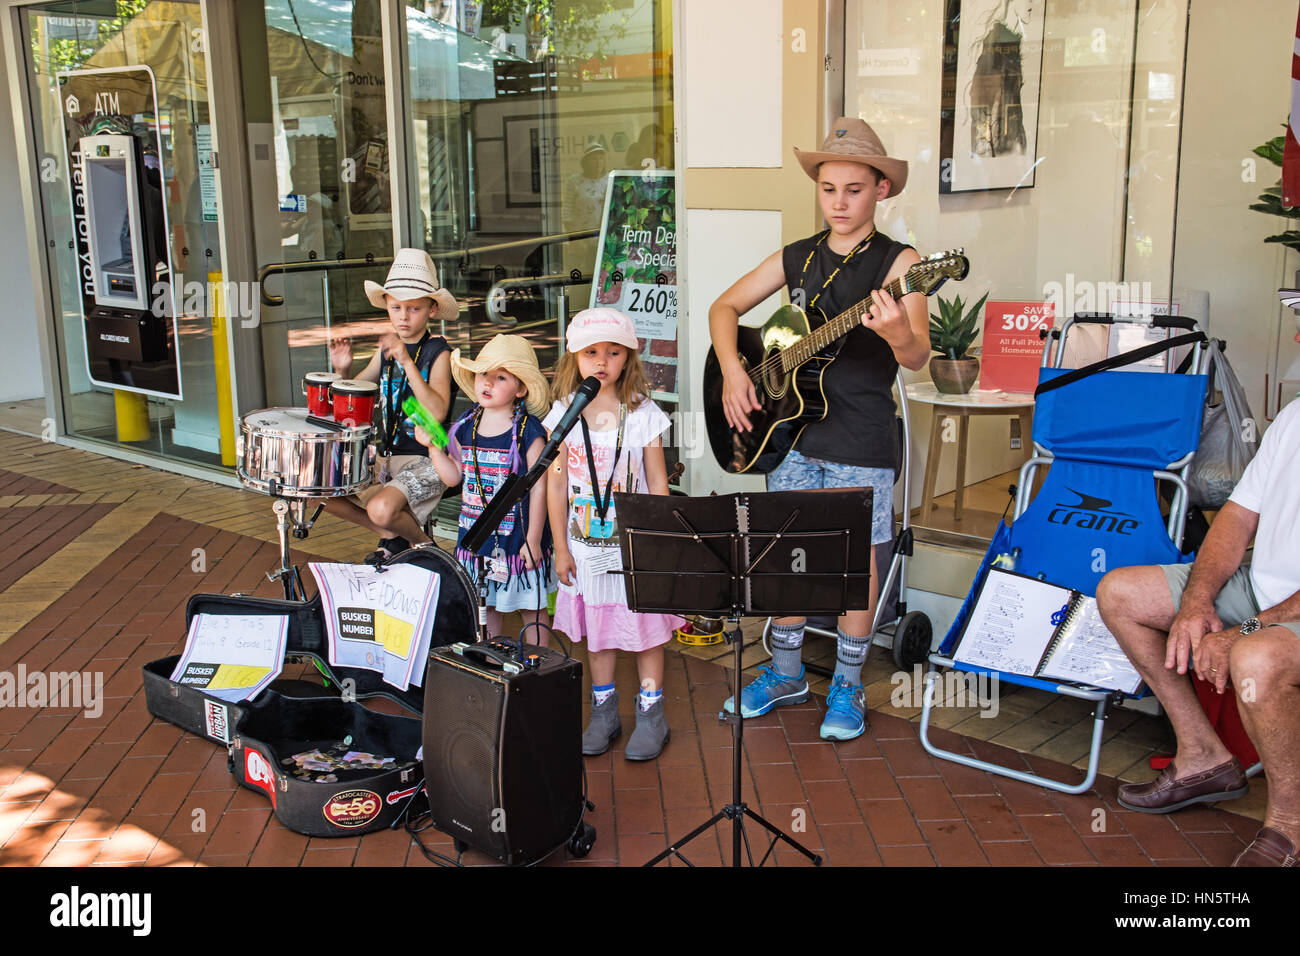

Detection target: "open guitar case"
[142, 545, 480, 837]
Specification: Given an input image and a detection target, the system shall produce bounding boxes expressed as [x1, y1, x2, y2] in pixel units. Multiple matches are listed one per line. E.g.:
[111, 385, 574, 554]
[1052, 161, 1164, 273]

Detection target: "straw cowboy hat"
[793, 117, 909, 198]
[364, 248, 460, 320]
[451, 334, 551, 416]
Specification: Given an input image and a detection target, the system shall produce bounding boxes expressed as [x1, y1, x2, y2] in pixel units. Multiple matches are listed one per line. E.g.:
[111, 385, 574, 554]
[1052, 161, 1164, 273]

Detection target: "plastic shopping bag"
[1186, 340, 1258, 509]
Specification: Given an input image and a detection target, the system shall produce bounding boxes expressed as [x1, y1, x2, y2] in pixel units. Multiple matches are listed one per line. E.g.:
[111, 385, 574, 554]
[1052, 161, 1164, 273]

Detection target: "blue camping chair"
[918, 314, 1210, 794]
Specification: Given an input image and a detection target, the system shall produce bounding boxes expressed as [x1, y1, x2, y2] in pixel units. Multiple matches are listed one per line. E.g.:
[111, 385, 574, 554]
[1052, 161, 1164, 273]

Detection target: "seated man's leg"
[1228, 628, 1300, 864]
[1096, 564, 1244, 811]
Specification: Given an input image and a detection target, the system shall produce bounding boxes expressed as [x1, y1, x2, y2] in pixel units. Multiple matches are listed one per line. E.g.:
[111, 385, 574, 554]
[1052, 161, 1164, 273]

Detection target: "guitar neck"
[782, 274, 908, 371]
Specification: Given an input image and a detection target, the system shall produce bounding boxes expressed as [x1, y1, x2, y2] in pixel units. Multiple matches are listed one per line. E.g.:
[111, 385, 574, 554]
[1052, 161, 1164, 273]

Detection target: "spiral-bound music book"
[951, 568, 1143, 694]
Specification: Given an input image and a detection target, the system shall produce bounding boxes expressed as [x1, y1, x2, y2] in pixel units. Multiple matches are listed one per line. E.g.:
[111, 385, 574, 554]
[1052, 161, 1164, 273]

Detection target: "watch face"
[1240, 618, 1262, 635]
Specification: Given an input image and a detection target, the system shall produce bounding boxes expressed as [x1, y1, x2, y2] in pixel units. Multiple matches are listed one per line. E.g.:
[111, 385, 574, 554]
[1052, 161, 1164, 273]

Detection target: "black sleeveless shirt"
[781, 230, 909, 470]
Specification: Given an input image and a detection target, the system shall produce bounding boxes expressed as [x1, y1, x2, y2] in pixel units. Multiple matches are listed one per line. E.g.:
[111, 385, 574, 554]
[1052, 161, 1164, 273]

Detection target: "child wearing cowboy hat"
[418, 333, 556, 641]
[709, 117, 930, 742]
[328, 248, 459, 557]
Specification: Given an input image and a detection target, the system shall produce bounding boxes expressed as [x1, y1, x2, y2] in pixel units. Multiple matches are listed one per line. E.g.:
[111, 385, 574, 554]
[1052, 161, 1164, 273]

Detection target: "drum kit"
[236, 374, 380, 600]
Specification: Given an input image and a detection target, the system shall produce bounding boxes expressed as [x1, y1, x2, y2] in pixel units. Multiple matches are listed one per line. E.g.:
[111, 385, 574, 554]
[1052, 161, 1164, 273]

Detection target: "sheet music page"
[1038, 596, 1144, 693]
[952, 569, 1072, 677]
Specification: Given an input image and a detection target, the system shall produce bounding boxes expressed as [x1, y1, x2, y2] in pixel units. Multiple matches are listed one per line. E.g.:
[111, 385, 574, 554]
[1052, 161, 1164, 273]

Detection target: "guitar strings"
[743, 275, 908, 385]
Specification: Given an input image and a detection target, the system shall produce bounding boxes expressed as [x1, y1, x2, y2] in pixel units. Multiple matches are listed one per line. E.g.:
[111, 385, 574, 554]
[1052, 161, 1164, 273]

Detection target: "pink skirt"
[554, 587, 682, 653]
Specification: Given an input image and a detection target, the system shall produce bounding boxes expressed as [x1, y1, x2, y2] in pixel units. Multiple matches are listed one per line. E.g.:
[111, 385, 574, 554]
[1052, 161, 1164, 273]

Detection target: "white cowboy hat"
[364, 248, 460, 320]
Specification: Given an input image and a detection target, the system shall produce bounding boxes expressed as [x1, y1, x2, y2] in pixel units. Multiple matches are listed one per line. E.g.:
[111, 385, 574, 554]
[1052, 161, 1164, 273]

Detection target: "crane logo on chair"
[1047, 488, 1140, 536]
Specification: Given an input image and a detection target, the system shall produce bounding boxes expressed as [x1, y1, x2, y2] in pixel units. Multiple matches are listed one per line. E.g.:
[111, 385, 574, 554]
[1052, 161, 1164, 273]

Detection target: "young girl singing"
[545, 308, 682, 761]
[419, 334, 555, 642]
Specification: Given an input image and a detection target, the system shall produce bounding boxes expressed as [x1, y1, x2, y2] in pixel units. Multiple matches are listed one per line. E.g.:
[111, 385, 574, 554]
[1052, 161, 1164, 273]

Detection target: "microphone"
[531, 375, 601, 475]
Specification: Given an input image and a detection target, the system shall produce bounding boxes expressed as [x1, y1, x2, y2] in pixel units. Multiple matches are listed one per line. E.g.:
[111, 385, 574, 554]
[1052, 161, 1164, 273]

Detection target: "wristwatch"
[1239, 617, 1262, 635]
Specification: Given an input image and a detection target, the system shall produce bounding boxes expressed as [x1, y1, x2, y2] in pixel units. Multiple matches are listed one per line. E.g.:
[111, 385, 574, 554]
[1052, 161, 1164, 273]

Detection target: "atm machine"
[78, 132, 170, 365]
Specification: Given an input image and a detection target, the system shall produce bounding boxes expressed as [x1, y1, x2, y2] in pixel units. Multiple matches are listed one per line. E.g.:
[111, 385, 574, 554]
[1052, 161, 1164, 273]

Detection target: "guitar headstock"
[905, 248, 970, 296]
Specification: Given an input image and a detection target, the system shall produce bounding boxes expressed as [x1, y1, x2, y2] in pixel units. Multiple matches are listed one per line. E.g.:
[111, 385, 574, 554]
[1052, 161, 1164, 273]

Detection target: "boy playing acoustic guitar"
[708, 117, 930, 742]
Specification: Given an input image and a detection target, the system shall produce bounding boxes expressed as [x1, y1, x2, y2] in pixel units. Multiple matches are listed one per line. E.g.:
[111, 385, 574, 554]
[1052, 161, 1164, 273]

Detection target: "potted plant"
[929, 292, 988, 394]
[1248, 133, 1300, 254]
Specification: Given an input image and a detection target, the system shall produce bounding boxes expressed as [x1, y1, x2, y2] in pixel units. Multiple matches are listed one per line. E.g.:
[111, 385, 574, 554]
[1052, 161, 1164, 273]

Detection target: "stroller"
[919, 313, 1211, 794]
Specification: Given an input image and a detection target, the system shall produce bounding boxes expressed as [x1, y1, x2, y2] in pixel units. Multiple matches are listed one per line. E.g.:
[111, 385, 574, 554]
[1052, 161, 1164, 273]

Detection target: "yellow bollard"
[114, 389, 150, 442]
[209, 270, 237, 466]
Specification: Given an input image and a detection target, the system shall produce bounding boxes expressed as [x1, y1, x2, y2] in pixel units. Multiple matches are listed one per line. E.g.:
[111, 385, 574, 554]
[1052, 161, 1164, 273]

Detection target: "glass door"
[21, 0, 232, 468]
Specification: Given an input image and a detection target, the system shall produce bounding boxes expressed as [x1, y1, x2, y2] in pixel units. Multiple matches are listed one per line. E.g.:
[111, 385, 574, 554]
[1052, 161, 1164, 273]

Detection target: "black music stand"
[614, 487, 873, 868]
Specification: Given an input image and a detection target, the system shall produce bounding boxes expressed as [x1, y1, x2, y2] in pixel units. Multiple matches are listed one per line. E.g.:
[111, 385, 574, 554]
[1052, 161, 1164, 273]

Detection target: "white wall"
[681, 0, 783, 168]
[677, 0, 788, 496]
[0, 31, 45, 404]
[1175, 0, 1299, 420]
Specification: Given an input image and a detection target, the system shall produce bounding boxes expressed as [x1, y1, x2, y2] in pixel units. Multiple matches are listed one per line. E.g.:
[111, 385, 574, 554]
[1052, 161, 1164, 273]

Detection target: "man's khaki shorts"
[1161, 563, 1300, 640]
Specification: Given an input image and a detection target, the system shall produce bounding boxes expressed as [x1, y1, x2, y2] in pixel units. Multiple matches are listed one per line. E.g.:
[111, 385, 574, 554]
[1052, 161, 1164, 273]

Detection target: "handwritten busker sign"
[309, 562, 440, 691]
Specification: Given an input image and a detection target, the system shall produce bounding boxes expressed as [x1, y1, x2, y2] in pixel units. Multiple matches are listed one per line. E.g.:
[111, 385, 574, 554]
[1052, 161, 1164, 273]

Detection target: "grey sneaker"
[625, 696, 670, 761]
[581, 690, 622, 756]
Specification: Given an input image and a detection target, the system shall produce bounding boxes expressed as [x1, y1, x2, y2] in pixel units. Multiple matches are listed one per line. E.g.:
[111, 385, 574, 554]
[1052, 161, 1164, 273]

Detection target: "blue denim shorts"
[766, 448, 894, 545]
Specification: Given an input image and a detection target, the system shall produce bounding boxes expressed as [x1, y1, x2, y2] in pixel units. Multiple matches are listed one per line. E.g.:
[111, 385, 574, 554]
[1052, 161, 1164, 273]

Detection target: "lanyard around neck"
[384, 331, 430, 451]
[798, 228, 875, 312]
[579, 403, 626, 523]
[468, 405, 528, 544]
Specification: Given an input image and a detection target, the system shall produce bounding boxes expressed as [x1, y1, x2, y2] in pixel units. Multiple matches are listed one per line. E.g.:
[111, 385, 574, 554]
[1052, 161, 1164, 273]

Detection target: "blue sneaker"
[819, 675, 866, 741]
[722, 664, 809, 718]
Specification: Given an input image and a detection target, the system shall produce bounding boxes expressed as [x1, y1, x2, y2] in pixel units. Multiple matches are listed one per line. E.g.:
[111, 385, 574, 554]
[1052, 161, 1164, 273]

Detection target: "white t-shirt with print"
[542, 396, 671, 606]
[1226, 397, 1300, 609]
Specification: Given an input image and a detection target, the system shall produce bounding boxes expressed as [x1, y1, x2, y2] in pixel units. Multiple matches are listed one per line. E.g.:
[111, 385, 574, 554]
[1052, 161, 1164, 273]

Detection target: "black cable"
[284, 0, 344, 83]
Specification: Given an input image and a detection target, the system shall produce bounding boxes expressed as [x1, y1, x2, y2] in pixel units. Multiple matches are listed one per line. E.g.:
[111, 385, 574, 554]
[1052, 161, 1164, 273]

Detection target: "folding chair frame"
[920, 315, 1215, 793]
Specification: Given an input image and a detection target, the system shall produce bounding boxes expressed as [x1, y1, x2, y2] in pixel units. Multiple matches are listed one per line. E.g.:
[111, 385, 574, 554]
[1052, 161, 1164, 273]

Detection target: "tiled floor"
[0, 423, 1269, 866]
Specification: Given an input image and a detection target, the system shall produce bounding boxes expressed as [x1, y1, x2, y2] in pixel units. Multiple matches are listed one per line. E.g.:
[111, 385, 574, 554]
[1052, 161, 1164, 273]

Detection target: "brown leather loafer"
[1233, 827, 1298, 867]
[1117, 757, 1248, 814]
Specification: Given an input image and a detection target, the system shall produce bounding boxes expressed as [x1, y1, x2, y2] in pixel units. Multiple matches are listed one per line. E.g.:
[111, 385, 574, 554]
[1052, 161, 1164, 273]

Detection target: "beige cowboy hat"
[451, 334, 551, 417]
[364, 248, 460, 320]
[793, 117, 909, 198]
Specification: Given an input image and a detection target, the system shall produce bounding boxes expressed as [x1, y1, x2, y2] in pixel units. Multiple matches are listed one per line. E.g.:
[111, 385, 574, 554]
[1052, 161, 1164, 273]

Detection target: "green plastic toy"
[401, 395, 449, 449]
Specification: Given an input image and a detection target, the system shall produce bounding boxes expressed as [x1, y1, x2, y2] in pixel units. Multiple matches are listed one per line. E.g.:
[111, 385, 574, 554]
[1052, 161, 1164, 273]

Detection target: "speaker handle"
[460, 644, 521, 673]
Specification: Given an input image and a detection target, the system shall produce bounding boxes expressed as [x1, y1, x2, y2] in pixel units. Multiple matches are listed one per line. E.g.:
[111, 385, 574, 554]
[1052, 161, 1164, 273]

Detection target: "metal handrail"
[486, 270, 592, 326]
[256, 228, 599, 307]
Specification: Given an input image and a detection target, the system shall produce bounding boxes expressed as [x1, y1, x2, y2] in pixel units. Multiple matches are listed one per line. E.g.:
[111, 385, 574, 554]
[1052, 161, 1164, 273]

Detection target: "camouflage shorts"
[766, 448, 894, 545]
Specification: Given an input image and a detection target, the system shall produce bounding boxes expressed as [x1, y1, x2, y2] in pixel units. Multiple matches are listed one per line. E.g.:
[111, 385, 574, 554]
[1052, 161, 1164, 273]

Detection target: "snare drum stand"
[267, 495, 324, 602]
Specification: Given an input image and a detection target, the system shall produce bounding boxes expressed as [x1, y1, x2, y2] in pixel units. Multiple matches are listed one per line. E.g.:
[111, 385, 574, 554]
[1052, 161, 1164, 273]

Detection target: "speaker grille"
[423, 648, 583, 865]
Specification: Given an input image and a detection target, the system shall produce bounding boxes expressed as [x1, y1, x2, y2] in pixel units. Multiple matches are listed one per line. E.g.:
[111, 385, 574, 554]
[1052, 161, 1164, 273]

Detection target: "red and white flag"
[1285, 2, 1300, 206]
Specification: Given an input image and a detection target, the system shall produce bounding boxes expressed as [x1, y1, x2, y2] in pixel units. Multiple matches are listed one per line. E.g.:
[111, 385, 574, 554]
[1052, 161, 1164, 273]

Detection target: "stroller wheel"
[892, 611, 933, 669]
[568, 822, 596, 858]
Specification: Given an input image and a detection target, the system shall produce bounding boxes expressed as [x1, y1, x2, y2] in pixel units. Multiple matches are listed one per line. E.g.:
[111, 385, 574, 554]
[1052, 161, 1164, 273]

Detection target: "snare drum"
[237, 407, 375, 498]
[303, 371, 340, 417]
[331, 379, 379, 427]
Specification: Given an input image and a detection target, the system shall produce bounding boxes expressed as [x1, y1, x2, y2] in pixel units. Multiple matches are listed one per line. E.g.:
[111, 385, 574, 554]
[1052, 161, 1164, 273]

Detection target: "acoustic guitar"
[703, 249, 970, 474]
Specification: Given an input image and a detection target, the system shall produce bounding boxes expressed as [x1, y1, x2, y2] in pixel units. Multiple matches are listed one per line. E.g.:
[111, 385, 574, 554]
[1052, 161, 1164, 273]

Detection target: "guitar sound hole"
[762, 353, 788, 399]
